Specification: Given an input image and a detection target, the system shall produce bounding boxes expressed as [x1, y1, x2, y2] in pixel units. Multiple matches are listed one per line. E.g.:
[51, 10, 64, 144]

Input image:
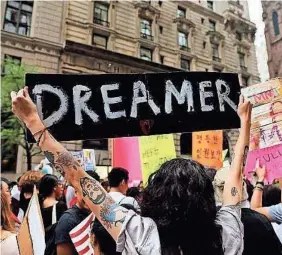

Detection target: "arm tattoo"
[100, 197, 127, 229]
[80, 176, 106, 204]
[44, 150, 80, 176]
[231, 187, 238, 197]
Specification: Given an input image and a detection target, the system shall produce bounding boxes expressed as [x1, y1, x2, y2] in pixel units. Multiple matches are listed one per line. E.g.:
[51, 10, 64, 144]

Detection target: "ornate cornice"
[206, 31, 225, 44]
[63, 40, 180, 73]
[134, 1, 160, 20]
[173, 17, 195, 34]
[1, 30, 63, 56]
[177, 1, 224, 23]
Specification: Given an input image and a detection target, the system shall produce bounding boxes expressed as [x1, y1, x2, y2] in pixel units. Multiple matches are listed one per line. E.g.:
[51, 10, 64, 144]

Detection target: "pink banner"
[244, 144, 282, 183]
[112, 137, 142, 183]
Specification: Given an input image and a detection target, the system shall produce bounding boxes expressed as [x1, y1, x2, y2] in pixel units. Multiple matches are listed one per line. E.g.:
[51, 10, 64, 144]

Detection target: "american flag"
[70, 213, 95, 255]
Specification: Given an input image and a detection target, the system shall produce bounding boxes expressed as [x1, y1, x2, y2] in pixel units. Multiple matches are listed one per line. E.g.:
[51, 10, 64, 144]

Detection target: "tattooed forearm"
[80, 176, 106, 204]
[100, 197, 127, 229]
[44, 150, 80, 176]
[231, 187, 238, 196]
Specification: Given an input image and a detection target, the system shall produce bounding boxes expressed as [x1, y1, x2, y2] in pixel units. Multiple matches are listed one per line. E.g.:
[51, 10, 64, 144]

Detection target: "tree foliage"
[1, 58, 40, 171]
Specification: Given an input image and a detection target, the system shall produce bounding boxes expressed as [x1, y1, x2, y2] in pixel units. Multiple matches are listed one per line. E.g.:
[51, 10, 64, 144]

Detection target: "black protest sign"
[26, 72, 240, 142]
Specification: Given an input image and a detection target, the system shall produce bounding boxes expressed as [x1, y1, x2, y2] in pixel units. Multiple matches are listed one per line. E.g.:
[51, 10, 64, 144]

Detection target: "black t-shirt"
[55, 205, 91, 255]
[242, 208, 282, 255]
[41, 201, 67, 229]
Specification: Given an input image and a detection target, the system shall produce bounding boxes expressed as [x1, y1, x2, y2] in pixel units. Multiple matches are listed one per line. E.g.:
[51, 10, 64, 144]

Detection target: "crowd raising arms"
[11, 86, 252, 252]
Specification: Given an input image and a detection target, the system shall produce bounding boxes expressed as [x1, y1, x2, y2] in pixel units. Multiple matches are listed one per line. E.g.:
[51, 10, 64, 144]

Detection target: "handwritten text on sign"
[244, 144, 282, 183]
[139, 134, 176, 184]
[192, 130, 223, 169]
[26, 72, 240, 141]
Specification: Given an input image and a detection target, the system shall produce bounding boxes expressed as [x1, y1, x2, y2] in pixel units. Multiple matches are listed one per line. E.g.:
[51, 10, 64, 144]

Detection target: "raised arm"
[223, 96, 252, 206]
[11, 87, 127, 240]
[250, 163, 272, 219]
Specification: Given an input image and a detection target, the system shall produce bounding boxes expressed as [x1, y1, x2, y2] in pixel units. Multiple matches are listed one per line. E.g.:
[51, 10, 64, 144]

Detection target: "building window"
[3, 1, 33, 36]
[211, 43, 220, 62]
[242, 76, 249, 87]
[178, 32, 189, 51]
[177, 6, 186, 18]
[207, 1, 214, 10]
[140, 47, 152, 61]
[201, 18, 205, 24]
[83, 139, 108, 150]
[2, 55, 22, 75]
[181, 59, 190, 71]
[140, 19, 153, 40]
[93, 34, 108, 49]
[235, 32, 242, 41]
[160, 55, 164, 64]
[180, 133, 192, 155]
[205, 68, 209, 72]
[238, 52, 246, 69]
[203, 41, 206, 49]
[94, 2, 109, 27]
[159, 25, 163, 34]
[272, 11, 280, 36]
[158, 1, 162, 7]
[209, 20, 216, 31]
[213, 68, 221, 72]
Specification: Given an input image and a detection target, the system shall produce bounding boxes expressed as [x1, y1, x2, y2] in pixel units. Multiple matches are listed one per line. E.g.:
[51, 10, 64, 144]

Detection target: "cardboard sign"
[244, 144, 282, 183]
[26, 72, 240, 141]
[139, 134, 176, 184]
[83, 149, 96, 171]
[112, 137, 142, 183]
[192, 130, 223, 169]
[18, 189, 45, 255]
[241, 78, 282, 151]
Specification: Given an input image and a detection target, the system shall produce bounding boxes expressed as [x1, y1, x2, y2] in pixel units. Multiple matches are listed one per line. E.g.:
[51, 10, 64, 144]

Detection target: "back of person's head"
[18, 170, 43, 190]
[101, 180, 110, 192]
[126, 187, 141, 201]
[108, 167, 129, 188]
[141, 158, 222, 255]
[205, 168, 217, 181]
[87, 171, 100, 182]
[262, 185, 281, 207]
[39, 174, 58, 199]
[1, 182, 15, 232]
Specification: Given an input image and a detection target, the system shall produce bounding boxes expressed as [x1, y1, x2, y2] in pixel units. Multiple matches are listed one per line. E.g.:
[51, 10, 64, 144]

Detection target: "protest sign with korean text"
[26, 72, 240, 141]
[139, 134, 176, 184]
[192, 130, 223, 169]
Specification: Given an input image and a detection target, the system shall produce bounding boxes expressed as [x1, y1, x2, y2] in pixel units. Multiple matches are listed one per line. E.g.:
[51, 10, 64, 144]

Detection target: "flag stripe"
[74, 234, 89, 247]
[78, 245, 90, 255]
[70, 215, 94, 238]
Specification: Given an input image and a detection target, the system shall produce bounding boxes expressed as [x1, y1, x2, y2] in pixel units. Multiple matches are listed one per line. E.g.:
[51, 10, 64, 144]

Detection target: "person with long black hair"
[39, 174, 67, 229]
[11, 87, 250, 254]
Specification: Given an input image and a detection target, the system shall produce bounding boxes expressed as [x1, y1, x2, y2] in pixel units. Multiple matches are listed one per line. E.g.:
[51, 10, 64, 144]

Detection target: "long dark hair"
[38, 174, 58, 201]
[141, 158, 222, 255]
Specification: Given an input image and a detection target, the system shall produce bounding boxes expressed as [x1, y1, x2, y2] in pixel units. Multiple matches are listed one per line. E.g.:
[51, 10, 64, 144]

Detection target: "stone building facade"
[1, 0, 260, 176]
[262, 1, 282, 78]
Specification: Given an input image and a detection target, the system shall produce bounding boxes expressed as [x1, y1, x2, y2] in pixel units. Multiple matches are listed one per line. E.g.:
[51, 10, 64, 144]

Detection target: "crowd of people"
[0, 88, 281, 255]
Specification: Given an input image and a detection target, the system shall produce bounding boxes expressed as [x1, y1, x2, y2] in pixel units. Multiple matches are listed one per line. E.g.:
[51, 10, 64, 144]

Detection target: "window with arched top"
[272, 11, 280, 36]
